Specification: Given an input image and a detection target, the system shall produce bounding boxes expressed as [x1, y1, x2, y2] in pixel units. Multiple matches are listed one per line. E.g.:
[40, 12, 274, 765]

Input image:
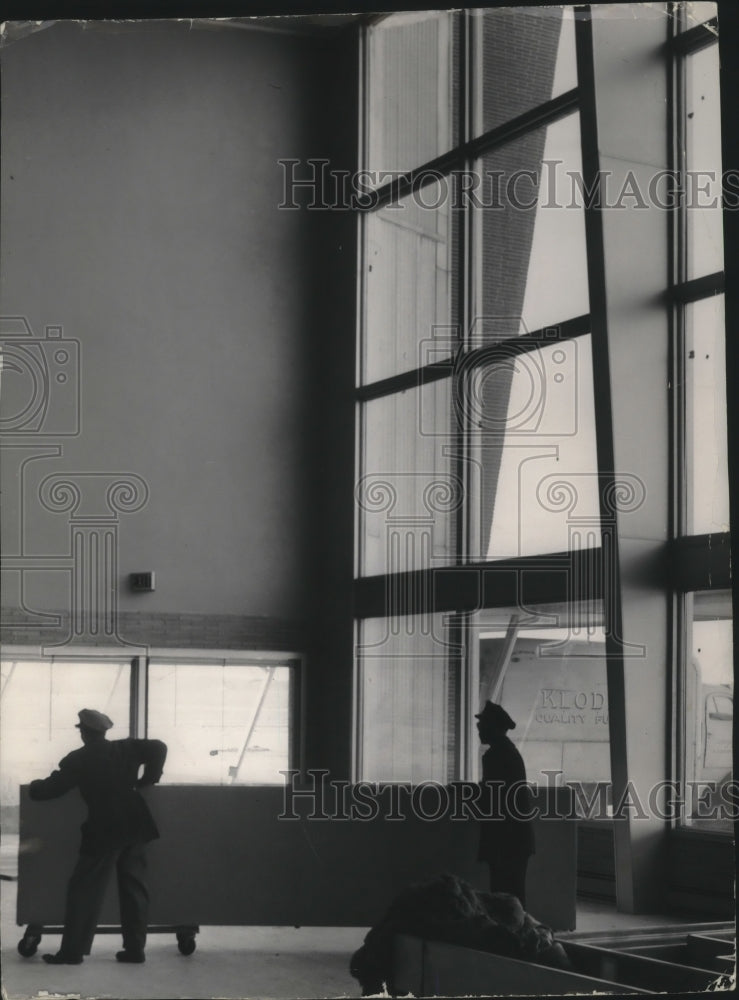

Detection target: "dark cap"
[475, 701, 516, 731]
[75, 709, 113, 732]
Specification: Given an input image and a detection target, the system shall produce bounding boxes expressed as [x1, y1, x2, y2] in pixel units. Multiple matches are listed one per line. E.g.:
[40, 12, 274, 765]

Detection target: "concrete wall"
[587, 5, 672, 912]
[0, 20, 329, 629]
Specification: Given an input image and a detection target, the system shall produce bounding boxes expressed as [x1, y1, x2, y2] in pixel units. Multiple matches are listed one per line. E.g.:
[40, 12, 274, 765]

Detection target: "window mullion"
[455, 10, 474, 777]
[130, 655, 147, 738]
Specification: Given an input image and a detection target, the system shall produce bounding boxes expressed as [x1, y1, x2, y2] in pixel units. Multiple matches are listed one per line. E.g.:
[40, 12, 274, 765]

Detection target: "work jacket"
[29, 737, 167, 854]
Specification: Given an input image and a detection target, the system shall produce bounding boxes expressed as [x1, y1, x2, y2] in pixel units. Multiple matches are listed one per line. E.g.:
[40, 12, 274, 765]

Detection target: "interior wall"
[0, 20, 328, 629]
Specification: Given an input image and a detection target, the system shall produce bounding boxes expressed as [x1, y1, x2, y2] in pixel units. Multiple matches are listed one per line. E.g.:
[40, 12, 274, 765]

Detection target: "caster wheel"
[18, 936, 40, 957]
[177, 934, 196, 956]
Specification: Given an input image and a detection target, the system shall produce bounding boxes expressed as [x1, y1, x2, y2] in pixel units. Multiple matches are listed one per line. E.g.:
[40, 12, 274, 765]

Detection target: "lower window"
[682, 590, 734, 832]
[0, 650, 301, 836]
[357, 613, 461, 783]
[147, 656, 299, 785]
[468, 602, 611, 815]
[0, 656, 131, 830]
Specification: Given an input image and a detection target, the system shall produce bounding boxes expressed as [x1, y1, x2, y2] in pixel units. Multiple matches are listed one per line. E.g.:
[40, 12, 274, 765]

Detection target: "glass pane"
[366, 11, 459, 181]
[358, 613, 460, 782]
[683, 590, 733, 832]
[363, 178, 459, 384]
[359, 379, 458, 577]
[475, 6, 576, 136]
[0, 659, 130, 826]
[685, 295, 729, 533]
[686, 43, 723, 279]
[477, 113, 589, 336]
[147, 661, 293, 785]
[680, 2, 717, 29]
[470, 603, 610, 812]
[468, 335, 600, 560]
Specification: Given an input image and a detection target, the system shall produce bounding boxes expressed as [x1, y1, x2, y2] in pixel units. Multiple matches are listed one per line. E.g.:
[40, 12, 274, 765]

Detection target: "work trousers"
[487, 854, 529, 910]
[60, 841, 149, 958]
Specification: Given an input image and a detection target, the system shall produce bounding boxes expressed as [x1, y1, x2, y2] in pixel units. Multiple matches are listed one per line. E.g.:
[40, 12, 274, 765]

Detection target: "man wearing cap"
[28, 709, 167, 965]
[476, 700, 535, 907]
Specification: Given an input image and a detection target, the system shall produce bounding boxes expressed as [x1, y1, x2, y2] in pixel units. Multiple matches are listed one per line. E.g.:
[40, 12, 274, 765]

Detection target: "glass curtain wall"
[356, 8, 605, 782]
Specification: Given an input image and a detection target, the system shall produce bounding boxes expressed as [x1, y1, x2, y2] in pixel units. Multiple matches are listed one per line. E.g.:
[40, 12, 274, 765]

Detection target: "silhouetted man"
[29, 708, 167, 965]
[476, 700, 535, 907]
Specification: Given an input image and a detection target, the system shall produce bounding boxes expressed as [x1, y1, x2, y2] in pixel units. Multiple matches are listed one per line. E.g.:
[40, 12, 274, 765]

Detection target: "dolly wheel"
[18, 929, 42, 957]
[176, 931, 196, 955]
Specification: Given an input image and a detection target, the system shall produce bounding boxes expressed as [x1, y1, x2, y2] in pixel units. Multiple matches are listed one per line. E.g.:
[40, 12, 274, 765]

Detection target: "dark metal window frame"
[362, 87, 579, 215]
[355, 313, 591, 403]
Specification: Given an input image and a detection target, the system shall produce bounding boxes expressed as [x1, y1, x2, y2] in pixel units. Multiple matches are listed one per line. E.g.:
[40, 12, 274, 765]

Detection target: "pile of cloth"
[350, 873, 572, 996]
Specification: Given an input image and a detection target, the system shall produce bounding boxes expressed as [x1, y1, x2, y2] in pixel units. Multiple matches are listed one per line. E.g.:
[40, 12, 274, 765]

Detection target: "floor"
[0, 834, 715, 1000]
[2, 876, 362, 1000]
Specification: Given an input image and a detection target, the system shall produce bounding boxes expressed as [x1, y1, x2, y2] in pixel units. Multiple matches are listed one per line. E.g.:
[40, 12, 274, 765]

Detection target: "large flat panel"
[18, 784, 576, 930]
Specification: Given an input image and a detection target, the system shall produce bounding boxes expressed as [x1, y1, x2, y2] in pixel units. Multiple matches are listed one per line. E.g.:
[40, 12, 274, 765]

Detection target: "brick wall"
[0, 609, 307, 651]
